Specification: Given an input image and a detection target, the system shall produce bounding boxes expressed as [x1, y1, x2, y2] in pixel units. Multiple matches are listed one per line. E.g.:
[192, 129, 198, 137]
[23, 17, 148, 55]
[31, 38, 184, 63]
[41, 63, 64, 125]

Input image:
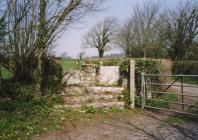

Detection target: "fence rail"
[141, 73, 198, 116]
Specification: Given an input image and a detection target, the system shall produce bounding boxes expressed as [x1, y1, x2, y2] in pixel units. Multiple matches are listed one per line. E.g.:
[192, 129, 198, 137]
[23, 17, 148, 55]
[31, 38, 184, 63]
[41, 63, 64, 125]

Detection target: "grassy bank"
[0, 96, 65, 140]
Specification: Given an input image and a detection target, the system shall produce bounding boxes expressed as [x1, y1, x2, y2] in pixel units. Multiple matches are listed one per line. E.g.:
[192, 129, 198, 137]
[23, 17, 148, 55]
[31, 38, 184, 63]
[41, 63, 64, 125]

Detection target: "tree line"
[84, 1, 198, 61]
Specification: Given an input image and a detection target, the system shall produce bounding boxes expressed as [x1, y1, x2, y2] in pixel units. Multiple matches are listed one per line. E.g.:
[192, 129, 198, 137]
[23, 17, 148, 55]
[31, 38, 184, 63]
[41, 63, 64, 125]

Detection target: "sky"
[54, 0, 185, 58]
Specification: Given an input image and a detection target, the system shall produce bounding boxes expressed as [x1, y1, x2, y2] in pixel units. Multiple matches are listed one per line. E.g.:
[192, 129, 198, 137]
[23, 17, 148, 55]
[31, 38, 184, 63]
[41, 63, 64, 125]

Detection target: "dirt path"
[31, 112, 198, 140]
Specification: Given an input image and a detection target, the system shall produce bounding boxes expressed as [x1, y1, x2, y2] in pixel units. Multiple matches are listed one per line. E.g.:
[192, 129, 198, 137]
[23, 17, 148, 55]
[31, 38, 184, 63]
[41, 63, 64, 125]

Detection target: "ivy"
[120, 59, 161, 95]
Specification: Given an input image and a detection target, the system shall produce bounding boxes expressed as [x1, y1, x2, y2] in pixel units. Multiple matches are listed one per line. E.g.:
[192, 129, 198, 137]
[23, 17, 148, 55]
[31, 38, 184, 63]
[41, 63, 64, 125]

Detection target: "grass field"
[0, 59, 83, 79]
[59, 59, 84, 71]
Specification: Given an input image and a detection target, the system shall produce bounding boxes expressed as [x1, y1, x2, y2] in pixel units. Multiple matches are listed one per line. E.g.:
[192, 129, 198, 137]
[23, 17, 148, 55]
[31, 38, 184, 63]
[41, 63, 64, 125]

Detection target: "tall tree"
[116, 1, 164, 58]
[163, 1, 198, 60]
[115, 18, 139, 57]
[35, 0, 47, 95]
[133, 1, 161, 58]
[84, 17, 117, 59]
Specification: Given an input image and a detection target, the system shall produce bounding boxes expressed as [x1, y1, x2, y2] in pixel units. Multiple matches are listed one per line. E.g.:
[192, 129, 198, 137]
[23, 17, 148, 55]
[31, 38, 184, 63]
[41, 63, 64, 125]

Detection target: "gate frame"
[141, 73, 198, 116]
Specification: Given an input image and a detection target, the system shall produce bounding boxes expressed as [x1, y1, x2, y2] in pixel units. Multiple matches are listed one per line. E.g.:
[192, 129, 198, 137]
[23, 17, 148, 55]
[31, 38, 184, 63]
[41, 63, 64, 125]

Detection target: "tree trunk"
[35, 50, 43, 96]
[35, 0, 47, 96]
[98, 49, 104, 59]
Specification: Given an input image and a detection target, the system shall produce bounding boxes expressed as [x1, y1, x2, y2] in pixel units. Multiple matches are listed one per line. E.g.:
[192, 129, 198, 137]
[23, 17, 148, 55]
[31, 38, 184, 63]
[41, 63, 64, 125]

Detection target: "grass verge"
[0, 96, 63, 140]
[0, 95, 139, 140]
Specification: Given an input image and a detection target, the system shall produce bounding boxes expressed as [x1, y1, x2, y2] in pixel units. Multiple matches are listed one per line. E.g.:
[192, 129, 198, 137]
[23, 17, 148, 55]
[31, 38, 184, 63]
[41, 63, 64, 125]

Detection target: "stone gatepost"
[130, 60, 136, 109]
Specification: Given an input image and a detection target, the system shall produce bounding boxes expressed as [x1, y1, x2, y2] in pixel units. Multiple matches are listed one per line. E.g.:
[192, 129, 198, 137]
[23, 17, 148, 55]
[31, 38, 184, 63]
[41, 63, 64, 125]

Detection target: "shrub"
[120, 59, 162, 95]
[122, 89, 142, 109]
[122, 89, 131, 109]
[0, 58, 63, 101]
[41, 58, 63, 95]
[81, 105, 96, 113]
[0, 80, 34, 101]
[0, 66, 13, 79]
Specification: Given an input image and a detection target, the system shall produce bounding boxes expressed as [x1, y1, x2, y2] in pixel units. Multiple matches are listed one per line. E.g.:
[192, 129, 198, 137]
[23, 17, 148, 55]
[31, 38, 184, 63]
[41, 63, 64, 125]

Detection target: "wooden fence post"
[130, 59, 136, 109]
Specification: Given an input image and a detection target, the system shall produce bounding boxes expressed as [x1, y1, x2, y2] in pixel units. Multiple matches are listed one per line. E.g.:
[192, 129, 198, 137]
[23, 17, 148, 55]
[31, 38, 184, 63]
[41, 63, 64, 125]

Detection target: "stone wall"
[97, 66, 119, 86]
[62, 64, 96, 86]
[62, 65, 120, 87]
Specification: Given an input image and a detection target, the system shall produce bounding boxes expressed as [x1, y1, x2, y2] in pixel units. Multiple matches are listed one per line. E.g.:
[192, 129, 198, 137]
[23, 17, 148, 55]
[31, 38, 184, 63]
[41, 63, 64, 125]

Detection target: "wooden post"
[130, 59, 136, 109]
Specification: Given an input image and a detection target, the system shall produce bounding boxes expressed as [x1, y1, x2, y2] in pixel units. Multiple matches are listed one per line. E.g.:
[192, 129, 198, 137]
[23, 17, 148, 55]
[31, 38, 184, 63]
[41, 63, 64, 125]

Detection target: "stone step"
[62, 86, 124, 96]
[86, 86, 124, 94]
[54, 101, 125, 110]
[63, 94, 124, 105]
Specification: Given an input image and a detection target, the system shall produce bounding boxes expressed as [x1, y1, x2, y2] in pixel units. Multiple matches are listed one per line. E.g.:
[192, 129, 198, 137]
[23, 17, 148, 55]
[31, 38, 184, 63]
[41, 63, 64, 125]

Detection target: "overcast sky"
[54, 0, 187, 58]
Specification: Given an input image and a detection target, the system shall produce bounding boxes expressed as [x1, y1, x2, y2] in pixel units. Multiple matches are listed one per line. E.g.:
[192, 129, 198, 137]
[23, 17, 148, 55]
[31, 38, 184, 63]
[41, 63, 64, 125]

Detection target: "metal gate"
[141, 73, 198, 116]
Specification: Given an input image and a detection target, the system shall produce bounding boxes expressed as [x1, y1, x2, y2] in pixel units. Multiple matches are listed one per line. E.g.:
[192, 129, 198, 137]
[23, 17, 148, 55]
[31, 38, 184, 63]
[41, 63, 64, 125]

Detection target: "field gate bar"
[141, 73, 198, 116]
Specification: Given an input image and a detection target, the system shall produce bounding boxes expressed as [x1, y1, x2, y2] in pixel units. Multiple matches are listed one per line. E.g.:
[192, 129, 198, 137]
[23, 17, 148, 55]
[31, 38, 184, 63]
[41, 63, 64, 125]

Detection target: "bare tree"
[116, 1, 162, 58]
[115, 18, 138, 57]
[163, 1, 198, 60]
[133, 1, 161, 58]
[84, 17, 117, 59]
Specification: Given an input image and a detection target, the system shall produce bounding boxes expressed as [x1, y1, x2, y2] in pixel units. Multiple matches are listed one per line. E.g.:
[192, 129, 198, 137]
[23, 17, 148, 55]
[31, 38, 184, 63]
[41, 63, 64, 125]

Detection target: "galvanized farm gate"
[141, 73, 198, 116]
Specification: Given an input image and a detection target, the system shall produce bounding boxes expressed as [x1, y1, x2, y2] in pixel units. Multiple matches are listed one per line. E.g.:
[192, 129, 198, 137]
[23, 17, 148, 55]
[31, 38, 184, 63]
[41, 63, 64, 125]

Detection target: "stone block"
[98, 66, 120, 86]
[62, 70, 81, 85]
[62, 65, 96, 86]
[63, 86, 87, 95]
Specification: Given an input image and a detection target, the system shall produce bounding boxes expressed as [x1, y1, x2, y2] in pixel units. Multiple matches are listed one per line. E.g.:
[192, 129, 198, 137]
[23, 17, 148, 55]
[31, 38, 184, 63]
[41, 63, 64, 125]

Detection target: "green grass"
[172, 77, 198, 85]
[147, 94, 177, 109]
[59, 59, 84, 71]
[182, 77, 198, 85]
[0, 93, 138, 140]
[0, 97, 62, 140]
[0, 67, 13, 79]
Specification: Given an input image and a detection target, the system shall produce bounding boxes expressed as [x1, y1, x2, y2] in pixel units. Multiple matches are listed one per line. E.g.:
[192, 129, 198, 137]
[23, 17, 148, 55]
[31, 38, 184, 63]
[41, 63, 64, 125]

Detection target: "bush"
[0, 66, 13, 79]
[120, 59, 162, 95]
[41, 58, 63, 94]
[81, 105, 96, 113]
[0, 80, 34, 101]
[122, 89, 131, 109]
[0, 58, 63, 100]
